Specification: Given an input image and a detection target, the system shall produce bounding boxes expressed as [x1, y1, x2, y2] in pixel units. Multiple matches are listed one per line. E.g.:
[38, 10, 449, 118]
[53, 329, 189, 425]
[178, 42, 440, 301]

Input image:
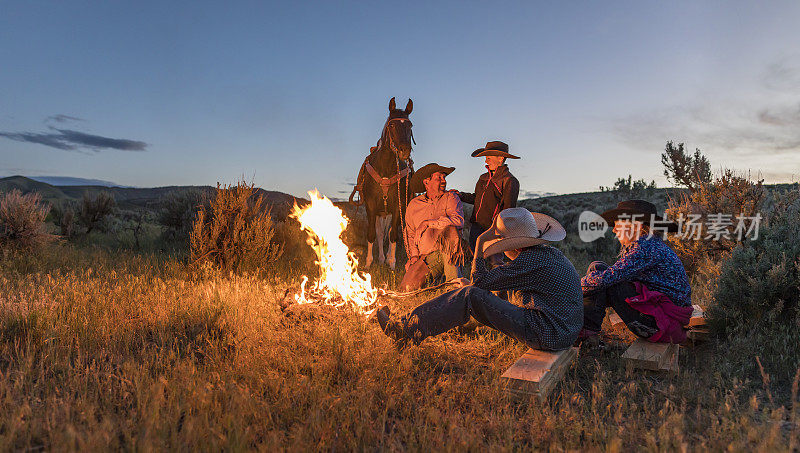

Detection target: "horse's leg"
[376, 215, 388, 264]
[383, 215, 393, 266]
[365, 208, 377, 268]
[387, 209, 401, 271]
[387, 241, 397, 270]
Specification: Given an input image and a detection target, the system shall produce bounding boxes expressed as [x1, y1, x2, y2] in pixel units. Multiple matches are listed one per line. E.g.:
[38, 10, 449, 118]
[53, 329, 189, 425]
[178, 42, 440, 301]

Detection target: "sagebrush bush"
[79, 191, 117, 234]
[709, 189, 800, 335]
[50, 201, 78, 238]
[665, 162, 765, 276]
[0, 189, 53, 251]
[158, 189, 211, 241]
[189, 181, 283, 273]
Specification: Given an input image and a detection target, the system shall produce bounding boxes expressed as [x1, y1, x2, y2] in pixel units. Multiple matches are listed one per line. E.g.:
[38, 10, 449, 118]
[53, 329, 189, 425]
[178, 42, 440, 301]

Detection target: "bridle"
[377, 116, 414, 255]
[381, 116, 415, 153]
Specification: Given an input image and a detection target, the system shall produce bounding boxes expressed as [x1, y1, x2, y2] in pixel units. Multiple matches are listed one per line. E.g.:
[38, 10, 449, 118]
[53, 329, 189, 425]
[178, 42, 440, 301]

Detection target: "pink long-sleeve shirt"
[404, 190, 464, 259]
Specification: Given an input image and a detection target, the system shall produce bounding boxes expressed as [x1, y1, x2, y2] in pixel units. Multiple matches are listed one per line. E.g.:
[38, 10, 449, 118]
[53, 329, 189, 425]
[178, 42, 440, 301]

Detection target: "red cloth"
[625, 282, 693, 343]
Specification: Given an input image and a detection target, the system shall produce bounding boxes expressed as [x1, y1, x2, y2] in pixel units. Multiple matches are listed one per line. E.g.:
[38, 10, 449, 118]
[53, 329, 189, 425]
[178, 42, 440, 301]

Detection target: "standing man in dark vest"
[458, 141, 520, 264]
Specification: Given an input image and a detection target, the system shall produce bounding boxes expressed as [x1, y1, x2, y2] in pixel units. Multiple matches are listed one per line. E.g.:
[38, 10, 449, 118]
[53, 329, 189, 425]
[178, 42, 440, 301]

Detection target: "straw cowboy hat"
[482, 207, 566, 258]
[600, 199, 678, 232]
[471, 141, 520, 159]
[410, 163, 455, 194]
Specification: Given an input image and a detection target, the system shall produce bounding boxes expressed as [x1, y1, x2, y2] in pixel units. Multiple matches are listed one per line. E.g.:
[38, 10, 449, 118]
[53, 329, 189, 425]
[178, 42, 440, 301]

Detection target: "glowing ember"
[290, 190, 379, 314]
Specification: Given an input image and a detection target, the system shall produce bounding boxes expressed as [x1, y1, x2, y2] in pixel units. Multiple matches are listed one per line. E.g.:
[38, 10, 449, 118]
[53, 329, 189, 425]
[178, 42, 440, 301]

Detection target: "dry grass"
[0, 246, 797, 451]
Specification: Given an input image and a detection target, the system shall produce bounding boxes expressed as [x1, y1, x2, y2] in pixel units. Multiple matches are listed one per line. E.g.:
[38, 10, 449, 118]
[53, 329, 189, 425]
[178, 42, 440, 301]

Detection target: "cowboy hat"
[482, 207, 566, 258]
[471, 141, 520, 159]
[410, 163, 455, 194]
[600, 199, 678, 232]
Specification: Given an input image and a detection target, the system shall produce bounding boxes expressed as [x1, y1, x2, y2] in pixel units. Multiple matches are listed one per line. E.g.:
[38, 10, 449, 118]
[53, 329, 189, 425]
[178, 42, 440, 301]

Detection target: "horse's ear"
[405, 99, 413, 114]
[388, 97, 396, 111]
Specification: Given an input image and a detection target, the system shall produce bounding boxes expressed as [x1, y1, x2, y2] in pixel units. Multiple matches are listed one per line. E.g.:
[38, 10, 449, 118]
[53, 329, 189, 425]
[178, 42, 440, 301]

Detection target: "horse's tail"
[349, 154, 372, 207]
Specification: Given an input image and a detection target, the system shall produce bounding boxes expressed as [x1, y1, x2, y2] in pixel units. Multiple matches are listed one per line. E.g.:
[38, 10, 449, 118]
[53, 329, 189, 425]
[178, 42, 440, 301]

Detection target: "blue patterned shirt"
[471, 246, 583, 350]
[581, 236, 692, 307]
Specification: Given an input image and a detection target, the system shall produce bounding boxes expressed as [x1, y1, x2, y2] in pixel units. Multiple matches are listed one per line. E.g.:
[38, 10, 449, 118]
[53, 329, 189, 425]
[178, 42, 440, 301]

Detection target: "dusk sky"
[2, 1, 799, 199]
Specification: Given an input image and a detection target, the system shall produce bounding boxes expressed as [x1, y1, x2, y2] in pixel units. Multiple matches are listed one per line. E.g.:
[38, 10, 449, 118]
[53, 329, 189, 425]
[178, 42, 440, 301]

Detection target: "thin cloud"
[0, 127, 147, 152]
[46, 114, 85, 124]
[614, 57, 800, 158]
[762, 56, 800, 92]
[614, 101, 800, 156]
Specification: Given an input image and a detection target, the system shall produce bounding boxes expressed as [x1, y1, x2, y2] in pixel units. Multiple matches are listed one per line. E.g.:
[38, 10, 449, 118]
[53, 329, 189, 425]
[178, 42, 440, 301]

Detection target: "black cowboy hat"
[410, 163, 455, 194]
[471, 141, 520, 159]
[600, 199, 679, 232]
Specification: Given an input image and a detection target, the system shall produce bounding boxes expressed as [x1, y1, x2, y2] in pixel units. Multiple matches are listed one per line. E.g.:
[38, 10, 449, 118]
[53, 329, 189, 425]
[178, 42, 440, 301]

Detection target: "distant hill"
[0, 175, 303, 217]
[28, 176, 129, 187]
[0, 175, 69, 201]
[3, 175, 795, 225]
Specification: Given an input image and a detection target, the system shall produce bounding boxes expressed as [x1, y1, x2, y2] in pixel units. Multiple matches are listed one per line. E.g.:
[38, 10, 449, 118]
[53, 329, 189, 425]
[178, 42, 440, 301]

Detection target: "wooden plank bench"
[621, 339, 679, 374]
[501, 347, 578, 401]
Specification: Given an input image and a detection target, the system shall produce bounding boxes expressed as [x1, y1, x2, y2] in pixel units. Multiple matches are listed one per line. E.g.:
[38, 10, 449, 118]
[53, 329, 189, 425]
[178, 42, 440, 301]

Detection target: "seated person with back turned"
[399, 163, 467, 291]
[580, 200, 693, 344]
[380, 207, 583, 350]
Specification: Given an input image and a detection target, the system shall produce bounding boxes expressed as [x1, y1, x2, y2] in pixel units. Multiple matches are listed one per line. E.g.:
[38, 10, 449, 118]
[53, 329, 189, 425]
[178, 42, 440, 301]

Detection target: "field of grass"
[1, 244, 797, 451]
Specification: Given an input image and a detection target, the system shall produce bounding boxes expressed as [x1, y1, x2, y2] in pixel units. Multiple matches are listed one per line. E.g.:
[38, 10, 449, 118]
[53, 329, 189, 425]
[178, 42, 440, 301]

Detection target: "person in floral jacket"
[581, 200, 693, 343]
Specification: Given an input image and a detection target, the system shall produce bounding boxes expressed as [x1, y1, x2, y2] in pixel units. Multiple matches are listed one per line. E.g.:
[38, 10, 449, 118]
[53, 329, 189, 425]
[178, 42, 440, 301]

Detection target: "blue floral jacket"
[581, 235, 692, 307]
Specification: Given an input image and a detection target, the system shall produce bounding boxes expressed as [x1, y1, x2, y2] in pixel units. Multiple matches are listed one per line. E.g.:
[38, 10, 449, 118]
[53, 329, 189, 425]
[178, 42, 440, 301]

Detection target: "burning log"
[281, 190, 382, 316]
[282, 190, 463, 317]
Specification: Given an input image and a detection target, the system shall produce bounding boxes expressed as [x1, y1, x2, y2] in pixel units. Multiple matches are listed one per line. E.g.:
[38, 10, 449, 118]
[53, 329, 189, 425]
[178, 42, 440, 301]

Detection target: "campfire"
[289, 190, 381, 315]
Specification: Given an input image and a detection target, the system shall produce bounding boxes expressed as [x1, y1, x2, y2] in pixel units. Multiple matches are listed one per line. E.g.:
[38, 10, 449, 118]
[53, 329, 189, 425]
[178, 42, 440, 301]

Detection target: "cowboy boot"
[376, 306, 408, 348]
[399, 258, 430, 291]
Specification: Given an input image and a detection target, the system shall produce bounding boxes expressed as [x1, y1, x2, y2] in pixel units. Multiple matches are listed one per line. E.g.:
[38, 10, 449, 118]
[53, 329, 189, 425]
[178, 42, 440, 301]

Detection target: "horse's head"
[383, 97, 414, 161]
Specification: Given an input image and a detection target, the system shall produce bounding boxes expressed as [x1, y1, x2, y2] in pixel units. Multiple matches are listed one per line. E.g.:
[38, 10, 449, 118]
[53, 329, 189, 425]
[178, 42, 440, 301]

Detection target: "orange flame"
[290, 190, 379, 314]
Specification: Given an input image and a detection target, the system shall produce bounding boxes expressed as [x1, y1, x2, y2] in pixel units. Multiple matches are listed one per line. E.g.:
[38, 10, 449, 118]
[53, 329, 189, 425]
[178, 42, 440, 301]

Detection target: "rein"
[349, 116, 413, 207]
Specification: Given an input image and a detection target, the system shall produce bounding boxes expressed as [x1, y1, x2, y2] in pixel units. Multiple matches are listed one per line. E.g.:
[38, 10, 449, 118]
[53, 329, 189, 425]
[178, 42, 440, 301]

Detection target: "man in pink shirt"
[399, 163, 466, 291]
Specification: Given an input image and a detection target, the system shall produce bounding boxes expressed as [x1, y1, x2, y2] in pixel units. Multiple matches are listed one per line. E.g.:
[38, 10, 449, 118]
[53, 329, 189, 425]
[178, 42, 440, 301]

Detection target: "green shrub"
[0, 189, 54, 251]
[599, 174, 657, 198]
[189, 180, 283, 274]
[158, 189, 211, 241]
[709, 189, 800, 335]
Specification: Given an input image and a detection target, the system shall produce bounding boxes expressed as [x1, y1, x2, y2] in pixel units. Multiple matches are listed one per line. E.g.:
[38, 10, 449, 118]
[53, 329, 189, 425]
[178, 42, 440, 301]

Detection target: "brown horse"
[351, 97, 414, 270]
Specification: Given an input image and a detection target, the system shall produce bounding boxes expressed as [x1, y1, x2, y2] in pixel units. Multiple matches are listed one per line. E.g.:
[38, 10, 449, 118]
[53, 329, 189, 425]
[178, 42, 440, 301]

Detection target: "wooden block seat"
[686, 327, 710, 342]
[501, 347, 578, 401]
[621, 338, 679, 374]
[688, 304, 706, 327]
[610, 304, 705, 329]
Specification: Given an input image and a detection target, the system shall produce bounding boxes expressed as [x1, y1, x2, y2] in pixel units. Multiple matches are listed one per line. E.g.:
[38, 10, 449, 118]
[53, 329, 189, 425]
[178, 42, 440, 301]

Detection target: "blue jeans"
[397, 286, 541, 349]
[583, 261, 658, 338]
